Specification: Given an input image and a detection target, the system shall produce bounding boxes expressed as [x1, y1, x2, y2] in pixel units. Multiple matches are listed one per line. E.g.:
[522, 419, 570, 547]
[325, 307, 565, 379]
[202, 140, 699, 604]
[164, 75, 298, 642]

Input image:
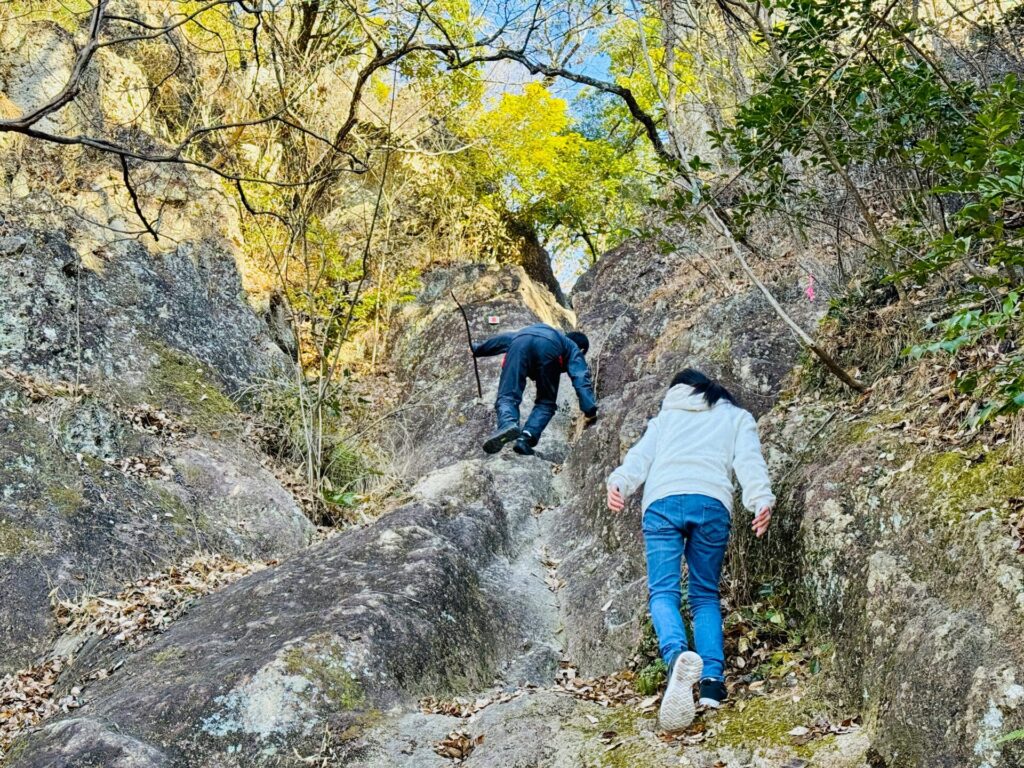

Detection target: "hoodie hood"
[662, 383, 711, 412]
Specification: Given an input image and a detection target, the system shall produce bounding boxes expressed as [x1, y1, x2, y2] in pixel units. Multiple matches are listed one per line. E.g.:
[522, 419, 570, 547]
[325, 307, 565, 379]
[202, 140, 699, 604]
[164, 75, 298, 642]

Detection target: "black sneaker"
[698, 678, 727, 709]
[512, 436, 534, 455]
[483, 424, 520, 454]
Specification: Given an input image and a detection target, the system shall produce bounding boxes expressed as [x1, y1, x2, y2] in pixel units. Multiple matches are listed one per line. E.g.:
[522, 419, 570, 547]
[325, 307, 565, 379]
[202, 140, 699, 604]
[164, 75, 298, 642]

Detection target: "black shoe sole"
[483, 425, 520, 454]
[512, 441, 534, 456]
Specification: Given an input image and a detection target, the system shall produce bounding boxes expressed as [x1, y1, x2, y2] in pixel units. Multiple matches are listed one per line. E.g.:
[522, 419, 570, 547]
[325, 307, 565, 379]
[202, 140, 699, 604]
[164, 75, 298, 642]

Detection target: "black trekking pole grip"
[451, 289, 483, 400]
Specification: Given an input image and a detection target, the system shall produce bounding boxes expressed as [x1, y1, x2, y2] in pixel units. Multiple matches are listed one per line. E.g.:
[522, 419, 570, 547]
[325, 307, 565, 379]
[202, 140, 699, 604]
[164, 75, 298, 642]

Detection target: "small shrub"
[635, 659, 667, 696]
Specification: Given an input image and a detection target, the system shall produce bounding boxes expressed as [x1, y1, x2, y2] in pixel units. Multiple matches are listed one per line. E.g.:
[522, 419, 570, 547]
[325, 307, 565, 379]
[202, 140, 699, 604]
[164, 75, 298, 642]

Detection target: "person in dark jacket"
[473, 323, 597, 455]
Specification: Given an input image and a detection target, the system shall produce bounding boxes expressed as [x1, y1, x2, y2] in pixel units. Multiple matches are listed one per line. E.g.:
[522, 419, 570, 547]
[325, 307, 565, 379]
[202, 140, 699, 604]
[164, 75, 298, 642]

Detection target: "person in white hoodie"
[607, 369, 774, 732]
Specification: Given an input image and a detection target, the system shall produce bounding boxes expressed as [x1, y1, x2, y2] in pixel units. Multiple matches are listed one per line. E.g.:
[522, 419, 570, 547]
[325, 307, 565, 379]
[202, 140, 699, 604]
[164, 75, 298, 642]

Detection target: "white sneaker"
[658, 651, 703, 732]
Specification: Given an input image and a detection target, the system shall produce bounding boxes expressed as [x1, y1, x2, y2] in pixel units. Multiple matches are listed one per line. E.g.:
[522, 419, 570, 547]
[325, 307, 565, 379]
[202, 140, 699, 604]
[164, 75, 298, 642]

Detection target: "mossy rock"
[282, 643, 367, 711]
[0, 520, 48, 557]
[5, 0, 89, 32]
[916, 446, 1024, 522]
[832, 407, 907, 448]
[44, 484, 84, 516]
[575, 704, 657, 768]
[139, 343, 238, 432]
[149, 485, 198, 533]
[152, 647, 186, 664]
[708, 692, 828, 757]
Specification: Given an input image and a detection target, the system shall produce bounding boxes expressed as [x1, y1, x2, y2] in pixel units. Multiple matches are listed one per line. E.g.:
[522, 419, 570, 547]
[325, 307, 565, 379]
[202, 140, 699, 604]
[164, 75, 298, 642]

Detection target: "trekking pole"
[450, 289, 483, 400]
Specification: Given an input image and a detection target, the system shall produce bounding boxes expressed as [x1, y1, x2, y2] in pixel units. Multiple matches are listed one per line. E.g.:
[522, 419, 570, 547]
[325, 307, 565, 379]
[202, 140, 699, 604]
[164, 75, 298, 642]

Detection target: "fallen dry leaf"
[419, 690, 522, 718]
[638, 693, 661, 711]
[0, 658, 81, 754]
[432, 731, 483, 762]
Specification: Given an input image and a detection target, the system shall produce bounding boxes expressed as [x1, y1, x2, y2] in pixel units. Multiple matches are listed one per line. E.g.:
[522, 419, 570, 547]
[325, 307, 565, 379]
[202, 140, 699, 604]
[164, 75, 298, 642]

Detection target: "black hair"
[670, 368, 737, 406]
[567, 331, 589, 356]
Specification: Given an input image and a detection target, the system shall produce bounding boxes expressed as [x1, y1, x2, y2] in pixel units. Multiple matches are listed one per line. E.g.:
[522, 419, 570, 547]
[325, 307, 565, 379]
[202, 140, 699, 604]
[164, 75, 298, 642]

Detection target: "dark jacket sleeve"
[565, 342, 597, 415]
[473, 332, 514, 357]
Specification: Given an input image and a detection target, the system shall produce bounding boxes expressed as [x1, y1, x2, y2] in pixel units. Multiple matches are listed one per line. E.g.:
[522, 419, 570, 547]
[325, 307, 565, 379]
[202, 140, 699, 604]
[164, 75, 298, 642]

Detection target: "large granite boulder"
[10, 455, 561, 767]
[0, 224, 313, 672]
[759, 400, 1024, 767]
[0, 224, 284, 390]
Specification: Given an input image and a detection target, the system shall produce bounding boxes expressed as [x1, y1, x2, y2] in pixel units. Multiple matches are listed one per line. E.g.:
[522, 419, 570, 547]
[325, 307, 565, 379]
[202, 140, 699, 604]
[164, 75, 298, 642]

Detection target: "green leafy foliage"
[460, 82, 654, 262]
[902, 74, 1024, 423]
[635, 659, 667, 696]
[690, 0, 1024, 426]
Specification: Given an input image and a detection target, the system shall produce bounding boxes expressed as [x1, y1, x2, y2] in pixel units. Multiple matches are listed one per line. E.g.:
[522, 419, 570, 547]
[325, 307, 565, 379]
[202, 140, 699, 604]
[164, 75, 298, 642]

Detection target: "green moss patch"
[141, 343, 237, 432]
[836, 407, 908, 448]
[152, 647, 186, 664]
[917, 446, 1024, 522]
[0, 520, 47, 557]
[282, 644, 366, 711]
[575, 705, 657, 768]
[709, 692, 830, 757]
[44, 485, 84, 515]
[149, 485, 198, 533]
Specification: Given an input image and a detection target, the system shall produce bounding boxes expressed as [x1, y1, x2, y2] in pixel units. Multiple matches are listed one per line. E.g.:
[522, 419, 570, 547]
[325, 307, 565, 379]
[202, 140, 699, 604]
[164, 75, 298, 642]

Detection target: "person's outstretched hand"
[752, 506, 772, 538]
[607, 484, 625, 513]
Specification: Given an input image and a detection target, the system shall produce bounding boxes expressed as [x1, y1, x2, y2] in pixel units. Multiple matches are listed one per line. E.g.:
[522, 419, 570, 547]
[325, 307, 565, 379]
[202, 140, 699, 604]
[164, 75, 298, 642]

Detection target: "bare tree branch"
[3, 0, 107, 131]
[118, 154, 159, 240]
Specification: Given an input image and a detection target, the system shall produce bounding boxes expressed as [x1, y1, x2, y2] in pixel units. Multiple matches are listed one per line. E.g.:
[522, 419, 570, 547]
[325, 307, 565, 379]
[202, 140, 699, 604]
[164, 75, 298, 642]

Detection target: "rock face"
[0, 223, 313, 672]
[0, 113, 1014, 766]
[552, 238, 818, 674]
[12, 456, 560, 767]
[0, 224, 283, 390]
[6, 266, 574, 766]
[387, 263, 576, 477]
[761, 401, 1024, 768]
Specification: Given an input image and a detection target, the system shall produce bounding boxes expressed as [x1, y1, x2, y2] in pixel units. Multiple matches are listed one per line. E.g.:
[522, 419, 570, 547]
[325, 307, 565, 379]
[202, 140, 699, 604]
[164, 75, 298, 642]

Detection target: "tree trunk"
[504, 218, 568, 307]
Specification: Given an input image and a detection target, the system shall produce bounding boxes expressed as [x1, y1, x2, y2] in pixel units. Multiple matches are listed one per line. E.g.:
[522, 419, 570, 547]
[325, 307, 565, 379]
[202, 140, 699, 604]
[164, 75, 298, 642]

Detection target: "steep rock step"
[339, 263, 874, 767]
[345, 403, 871, 768]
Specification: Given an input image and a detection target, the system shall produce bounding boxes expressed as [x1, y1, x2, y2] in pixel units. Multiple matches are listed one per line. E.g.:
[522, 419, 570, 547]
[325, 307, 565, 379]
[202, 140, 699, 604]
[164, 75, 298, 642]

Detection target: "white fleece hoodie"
[607, 384, 775, 516]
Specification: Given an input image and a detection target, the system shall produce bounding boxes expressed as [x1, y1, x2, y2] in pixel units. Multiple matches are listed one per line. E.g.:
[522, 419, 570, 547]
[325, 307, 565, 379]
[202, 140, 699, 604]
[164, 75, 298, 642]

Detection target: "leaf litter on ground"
[0, 554, 268, 757]
[420, 689, 527, 719]
[0, 658, 81, 755]
[53, 554, 268, 649]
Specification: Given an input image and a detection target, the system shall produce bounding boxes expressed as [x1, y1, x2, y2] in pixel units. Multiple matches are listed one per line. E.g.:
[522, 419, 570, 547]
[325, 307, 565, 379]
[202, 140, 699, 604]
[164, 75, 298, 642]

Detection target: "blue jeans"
[642, 494, 730, 681]
[494, 336, 559, 440]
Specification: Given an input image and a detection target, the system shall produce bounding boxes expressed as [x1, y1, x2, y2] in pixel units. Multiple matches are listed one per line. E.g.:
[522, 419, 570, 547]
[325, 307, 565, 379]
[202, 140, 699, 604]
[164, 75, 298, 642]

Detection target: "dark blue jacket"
[474, 323, 597, 415]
